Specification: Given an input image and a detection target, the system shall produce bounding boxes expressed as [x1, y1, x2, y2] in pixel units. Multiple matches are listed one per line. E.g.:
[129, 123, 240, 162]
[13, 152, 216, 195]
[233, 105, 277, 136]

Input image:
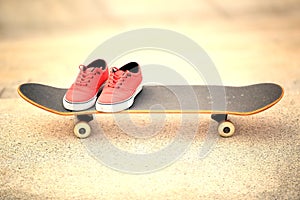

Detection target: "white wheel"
[74, 121, 91, 139]
[218, 120, 235, 137]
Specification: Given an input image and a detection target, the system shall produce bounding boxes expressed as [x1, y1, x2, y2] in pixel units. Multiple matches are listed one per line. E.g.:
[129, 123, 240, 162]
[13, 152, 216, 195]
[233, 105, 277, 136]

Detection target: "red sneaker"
[96, 62, 143, 112]
[63, 59, 108, 111]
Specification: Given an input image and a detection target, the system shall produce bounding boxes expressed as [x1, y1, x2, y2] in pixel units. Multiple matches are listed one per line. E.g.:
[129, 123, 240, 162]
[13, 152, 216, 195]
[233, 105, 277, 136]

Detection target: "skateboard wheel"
[74, 121, 91, 139]
[218, 120, 235, 137]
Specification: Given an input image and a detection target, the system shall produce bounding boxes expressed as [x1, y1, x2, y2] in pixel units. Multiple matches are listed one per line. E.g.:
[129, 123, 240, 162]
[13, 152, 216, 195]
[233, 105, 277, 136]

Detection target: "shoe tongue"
[86, 67, 96, 72]
[79, 65, 96, 72]
[112, 67, 124, 76]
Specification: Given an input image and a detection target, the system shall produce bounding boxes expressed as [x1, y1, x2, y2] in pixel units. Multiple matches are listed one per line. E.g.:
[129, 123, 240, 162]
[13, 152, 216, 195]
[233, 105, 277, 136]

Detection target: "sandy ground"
[0, 0, 299, 199]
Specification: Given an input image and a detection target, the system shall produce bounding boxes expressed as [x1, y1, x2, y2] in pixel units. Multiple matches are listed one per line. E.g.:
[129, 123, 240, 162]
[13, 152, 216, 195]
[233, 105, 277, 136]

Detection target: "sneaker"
[96, 62, 143, 112]
[63, 59, 108, 111]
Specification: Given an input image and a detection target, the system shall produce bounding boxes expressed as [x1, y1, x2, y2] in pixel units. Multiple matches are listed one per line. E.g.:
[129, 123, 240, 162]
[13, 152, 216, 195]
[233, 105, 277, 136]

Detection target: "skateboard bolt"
[79, 128, 86, 134]
[223, 127, 230, 134]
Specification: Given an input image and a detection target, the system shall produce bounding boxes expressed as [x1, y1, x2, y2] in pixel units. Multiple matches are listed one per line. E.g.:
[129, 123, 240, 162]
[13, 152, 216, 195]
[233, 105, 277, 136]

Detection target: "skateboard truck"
[73, 113, 236, 139]
[77, 114, 93, 122]
[211, 114, 235, 137]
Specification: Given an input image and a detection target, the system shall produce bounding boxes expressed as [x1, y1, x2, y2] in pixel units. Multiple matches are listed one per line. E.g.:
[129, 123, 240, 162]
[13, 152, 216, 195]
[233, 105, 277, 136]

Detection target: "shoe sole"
[96, 84, 143, 112]
[63, 94, 98, 111]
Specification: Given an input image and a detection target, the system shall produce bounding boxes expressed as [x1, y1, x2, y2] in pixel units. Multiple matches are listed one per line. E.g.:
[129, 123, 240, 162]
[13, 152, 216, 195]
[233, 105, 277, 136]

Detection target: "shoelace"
[107, 67, 128, 88]
[75, 65, 99, 86]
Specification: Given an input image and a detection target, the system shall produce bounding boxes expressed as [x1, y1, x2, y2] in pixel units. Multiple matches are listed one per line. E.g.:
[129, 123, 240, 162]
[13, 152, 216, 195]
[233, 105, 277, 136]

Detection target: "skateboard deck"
[17, 83, 284, 138]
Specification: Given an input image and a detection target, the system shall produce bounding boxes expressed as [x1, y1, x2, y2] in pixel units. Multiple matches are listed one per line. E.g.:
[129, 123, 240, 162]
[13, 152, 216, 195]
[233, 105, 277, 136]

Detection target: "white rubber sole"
[96, 84, 143, 112]
[63, 82, 106, 111]
[63, 94, 97, 111]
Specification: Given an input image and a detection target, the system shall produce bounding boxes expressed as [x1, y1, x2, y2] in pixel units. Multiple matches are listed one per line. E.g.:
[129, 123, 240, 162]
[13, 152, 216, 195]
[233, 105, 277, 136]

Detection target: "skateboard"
[17, 83, 284, 138]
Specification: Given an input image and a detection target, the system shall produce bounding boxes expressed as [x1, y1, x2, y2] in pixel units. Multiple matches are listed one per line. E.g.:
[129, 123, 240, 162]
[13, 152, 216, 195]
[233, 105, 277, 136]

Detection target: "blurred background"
[0, 0, 299, 96]
[0, 0, 299, 36]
